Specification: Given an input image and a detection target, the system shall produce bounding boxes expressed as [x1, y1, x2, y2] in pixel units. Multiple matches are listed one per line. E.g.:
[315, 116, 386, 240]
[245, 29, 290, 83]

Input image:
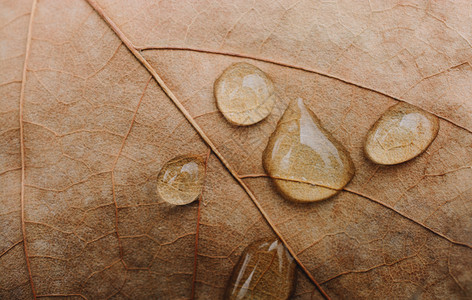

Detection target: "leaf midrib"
[84, 0, 331, 298]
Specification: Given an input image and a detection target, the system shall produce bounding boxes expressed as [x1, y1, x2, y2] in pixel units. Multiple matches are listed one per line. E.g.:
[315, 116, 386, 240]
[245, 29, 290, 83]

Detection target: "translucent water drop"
[364, 102, 439, 165]
[263, 98, 355, 202]
[225, 239, 296, 300]
[214, 62, 275, 126]
[156, 155, 205, 205]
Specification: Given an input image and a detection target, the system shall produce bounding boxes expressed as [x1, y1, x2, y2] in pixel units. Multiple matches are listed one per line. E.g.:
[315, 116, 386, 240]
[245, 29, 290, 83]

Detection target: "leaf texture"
[0, 0, 471, 299]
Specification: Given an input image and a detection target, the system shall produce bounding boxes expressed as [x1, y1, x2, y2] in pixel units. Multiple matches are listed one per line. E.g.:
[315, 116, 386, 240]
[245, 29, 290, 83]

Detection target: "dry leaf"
[1, 0, 471, 299]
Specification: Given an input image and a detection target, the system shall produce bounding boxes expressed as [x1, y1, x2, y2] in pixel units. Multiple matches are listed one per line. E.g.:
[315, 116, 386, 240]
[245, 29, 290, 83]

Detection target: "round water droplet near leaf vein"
[364, 102, 440, 165]
[156, 155, 205, 205]
[214, 62, 276, 126]
[263, 98, 355, 202]
[224, 238, 297, 300]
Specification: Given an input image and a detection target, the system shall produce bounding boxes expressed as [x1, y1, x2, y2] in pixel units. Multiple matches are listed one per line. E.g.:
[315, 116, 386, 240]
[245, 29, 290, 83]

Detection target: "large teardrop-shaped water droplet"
[263, 98, 355, 202]
[214, 62, 275, 126]
[364, 102, 439, 165]
[156, 155, 205, 205]
[224, 239, 296, 300]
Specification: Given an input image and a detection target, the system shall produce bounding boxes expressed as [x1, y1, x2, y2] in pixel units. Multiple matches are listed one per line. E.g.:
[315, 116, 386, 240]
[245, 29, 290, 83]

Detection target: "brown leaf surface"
[1, 0, 471, 299]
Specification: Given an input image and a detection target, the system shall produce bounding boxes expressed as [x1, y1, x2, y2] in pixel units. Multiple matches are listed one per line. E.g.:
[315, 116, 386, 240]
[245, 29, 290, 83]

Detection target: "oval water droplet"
[224, 239, 296, 300]
[263, 98, 355, 202]
[364, 102, 439, 165]
[156, 155, 205, 205]
[214, 62, 275, 126]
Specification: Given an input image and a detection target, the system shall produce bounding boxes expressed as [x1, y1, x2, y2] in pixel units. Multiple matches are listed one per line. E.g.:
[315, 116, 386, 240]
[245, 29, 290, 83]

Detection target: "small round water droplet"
[225, 239, 296, 300]
[156, 155, 205, 205]
[263, 98, 355, 202]
[214, 62, 275, 126]
[364, 102, 439, 165]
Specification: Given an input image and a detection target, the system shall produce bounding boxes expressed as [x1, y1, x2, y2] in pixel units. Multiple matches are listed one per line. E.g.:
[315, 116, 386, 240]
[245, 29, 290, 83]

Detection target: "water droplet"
[263, 98, 355, 202]
[224, 239, 296, 300]
[214, 62, 275, 126]
[364, 102, 439, 165]
[156, 155, 205, 205]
